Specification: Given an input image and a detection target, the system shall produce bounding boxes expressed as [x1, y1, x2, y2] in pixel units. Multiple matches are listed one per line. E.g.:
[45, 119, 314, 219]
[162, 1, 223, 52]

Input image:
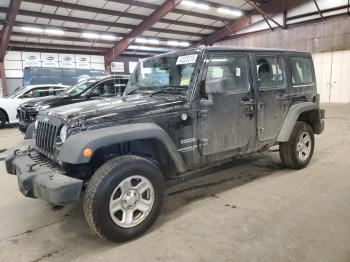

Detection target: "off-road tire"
[0, 110, 6, 128]
[83, 155, 164, 242]
[279, 121, 315, 169]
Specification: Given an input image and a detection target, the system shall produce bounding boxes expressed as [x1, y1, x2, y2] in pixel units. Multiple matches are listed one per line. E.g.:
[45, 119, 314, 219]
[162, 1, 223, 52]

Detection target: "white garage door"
[313, 50, 350, 103]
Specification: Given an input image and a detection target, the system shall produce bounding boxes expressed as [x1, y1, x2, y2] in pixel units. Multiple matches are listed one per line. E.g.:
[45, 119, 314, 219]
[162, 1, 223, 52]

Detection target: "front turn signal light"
[82, 148, 93, 158]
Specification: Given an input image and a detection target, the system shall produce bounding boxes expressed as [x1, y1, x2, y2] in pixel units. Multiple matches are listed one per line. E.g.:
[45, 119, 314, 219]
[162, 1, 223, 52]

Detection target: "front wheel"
[279, 121, 315, 169]
[83, 155, 164, 242]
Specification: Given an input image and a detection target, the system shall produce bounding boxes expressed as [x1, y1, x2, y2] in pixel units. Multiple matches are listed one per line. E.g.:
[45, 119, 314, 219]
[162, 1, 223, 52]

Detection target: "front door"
[254, 54, 290, 141]
[198, 52, 256, 156]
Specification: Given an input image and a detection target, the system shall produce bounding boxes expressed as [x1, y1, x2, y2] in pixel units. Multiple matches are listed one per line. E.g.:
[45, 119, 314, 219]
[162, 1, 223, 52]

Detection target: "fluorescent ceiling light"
[44, 29, 64, 35]
[135, 38, 147, 43]
[100, 34, 117, 41]
[211, 58, 228, 62]
[147, 39, 160, 45]
[82, 32, 100, 39]
[167, 40, 179, 46]
[135, 38, 159, 45]
[21, 27, 43, 33]
[217, 7, 243, 17]
[181, 0, 209, 10]
[178, 41, 190, 47]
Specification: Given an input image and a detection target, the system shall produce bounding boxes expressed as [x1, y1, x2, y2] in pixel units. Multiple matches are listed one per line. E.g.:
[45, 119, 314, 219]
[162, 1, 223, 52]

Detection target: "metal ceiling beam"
[23, 0, 219, 31]
[0, 0, 22, 60]
[11, 32, 116, 45]
[195, 0, 311, 45]
[223, 11, 350, 42]
[10, 32, 184, 50]
[243, 0, 283, 29]
[108, 0, 233, 23]
[0, 7, 208, 38]
[313, 0, 324, 19]
[8, 43, 162, 57]
[0, 0, 22, 96]
[3, 20, 196, 45]
[8, 41, 107, 53]
[105, 0, 180, 65]
[287, 4, 349, 21]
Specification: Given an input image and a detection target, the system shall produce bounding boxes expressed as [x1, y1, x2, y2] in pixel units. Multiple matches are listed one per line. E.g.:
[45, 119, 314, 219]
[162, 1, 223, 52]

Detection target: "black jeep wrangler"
[17, 75, 129, 133]
[5, 47, 324, 242]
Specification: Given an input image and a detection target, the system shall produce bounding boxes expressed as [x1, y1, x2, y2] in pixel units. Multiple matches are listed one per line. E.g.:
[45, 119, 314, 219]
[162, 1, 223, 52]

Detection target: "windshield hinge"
[199, 110, 208, 118]
[198, 139, 209, 150]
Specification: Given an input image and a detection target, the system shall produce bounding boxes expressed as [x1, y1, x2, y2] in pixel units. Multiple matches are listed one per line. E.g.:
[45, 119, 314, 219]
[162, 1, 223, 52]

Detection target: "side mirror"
[200, 78, 225, 106]
[205, 78, 225, 95]
[85, 92, 100, 99]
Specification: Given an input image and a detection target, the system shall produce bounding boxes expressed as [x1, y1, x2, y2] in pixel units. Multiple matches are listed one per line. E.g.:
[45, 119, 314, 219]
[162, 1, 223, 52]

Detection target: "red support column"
[0, 62, 8, 97]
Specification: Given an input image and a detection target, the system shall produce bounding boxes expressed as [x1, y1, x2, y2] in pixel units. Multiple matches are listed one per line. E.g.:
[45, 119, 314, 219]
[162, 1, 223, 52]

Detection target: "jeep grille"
[35, 119, 60, 159]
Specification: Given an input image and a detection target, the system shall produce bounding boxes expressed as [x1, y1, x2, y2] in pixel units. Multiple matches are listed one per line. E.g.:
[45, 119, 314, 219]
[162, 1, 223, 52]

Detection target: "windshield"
[9, 88, 26, 98]
[60, 79, 97, 96]
[125, 50, 200, 94]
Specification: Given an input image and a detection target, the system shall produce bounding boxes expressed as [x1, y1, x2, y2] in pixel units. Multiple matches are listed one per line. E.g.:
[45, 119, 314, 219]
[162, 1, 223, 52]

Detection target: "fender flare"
[277, 102, 320, 142]
[58, 123, 187, 173]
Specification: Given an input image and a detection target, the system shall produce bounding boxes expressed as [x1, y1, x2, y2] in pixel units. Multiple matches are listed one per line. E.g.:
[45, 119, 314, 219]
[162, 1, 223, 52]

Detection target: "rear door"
[254, 53, 290, 142]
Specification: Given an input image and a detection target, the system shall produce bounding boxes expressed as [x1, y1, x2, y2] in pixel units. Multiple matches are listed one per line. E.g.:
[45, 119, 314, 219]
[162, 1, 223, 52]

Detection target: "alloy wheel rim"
[296, 132, 312, 161]
[109, 175, 155, 228]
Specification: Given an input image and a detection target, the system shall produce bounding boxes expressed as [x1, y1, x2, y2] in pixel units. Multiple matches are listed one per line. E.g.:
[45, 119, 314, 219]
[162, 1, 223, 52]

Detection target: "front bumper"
[5, 146, 83, 206]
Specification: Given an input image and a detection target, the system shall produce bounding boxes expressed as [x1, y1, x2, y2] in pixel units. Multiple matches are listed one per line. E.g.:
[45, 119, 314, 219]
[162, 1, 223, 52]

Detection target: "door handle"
[276, 95, 290, 101]
[240, 99, 255, 106]
[240, 99, 255, 118]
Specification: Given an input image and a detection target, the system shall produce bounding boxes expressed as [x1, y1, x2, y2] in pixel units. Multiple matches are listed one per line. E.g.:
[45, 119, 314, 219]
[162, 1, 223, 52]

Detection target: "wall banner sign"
[76, 55, 90, 69]
[41, 53, 59, 67]
[22, 52, 41, 67]
[111, 62, 125, 73]
[59, 53, 75, 68]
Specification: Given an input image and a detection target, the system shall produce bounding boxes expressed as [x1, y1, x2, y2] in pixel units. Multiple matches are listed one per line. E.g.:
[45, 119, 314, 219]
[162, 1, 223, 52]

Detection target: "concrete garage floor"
[0, 104, 349, 262]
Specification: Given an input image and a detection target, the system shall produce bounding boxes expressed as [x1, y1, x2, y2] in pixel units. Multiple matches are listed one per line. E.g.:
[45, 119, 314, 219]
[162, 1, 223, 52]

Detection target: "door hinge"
[258, 127, 264, 139]
[198, 139, 208, 149]
[199, 110, 208, 118]
[257, 102, 264, 111]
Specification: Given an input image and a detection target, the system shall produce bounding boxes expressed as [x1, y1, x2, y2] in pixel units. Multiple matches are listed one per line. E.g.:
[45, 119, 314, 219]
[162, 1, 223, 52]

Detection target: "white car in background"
[0, 84, 68, 128]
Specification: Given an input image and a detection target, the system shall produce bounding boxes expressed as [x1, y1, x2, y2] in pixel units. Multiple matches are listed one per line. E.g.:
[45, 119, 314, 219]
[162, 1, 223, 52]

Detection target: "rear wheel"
[83, 155, 164, 242]
[279, 121, 314, 169]
[0, 110, 6, 128]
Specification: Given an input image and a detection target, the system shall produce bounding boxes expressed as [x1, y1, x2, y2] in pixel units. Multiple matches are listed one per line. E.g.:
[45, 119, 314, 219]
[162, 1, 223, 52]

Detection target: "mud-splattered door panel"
[199, 53, 256, 156]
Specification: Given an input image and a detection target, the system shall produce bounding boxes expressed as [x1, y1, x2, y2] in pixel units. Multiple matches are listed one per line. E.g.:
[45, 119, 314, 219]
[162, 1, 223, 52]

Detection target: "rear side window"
[22, 86, 50, 98]
[290, 57, 314, 86]
[206, 54, 249, 92]
[256, 56, 286, 89]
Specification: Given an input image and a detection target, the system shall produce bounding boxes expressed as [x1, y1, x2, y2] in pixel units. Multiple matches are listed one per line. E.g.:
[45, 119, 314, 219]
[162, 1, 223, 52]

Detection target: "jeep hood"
[19, 95, 78, 109]
[42, 94, 188, 125]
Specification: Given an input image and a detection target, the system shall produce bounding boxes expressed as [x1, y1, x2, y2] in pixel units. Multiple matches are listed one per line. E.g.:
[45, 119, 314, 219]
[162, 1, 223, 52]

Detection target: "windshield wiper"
[149, 86, 185, 96]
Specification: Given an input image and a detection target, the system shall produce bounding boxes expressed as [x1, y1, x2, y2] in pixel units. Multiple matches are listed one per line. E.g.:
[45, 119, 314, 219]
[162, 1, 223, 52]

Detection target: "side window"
[205, 54, 249, 92]
[256, 56, 286, 89]
[51, 86, 66, 95]
[22, 86, 50, 98]
[290, 57, 313, 86]
[93, 80, 122, 97]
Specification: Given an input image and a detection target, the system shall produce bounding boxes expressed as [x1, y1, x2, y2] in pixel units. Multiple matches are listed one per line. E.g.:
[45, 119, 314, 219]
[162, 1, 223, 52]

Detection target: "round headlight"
[34, 119, 39, 130]
[60, 125, 67, 143]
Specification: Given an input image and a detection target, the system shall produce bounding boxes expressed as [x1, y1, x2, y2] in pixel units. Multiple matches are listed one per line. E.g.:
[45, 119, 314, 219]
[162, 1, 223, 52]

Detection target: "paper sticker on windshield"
[176, 54, 198, 65]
